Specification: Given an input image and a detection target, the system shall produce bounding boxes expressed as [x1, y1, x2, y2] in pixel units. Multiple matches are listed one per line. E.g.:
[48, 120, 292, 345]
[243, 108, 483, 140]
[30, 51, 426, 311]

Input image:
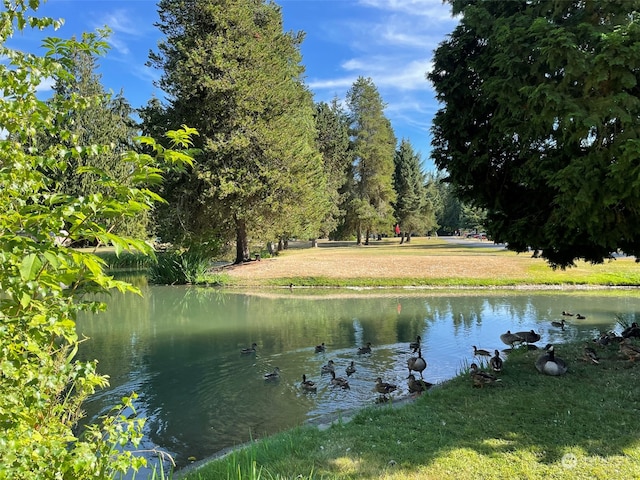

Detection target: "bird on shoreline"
[375, 377, 398, 395]
[490, 350, 503, 372]
[407, 374, 433, 394]
[582, 346, 599, 364]
[407, 348, 427, 378]
[500, 330, 524, 348]
[470, 363, 500, 388]
[515, 329, 541, 345]
[241, 343, 257, 354]
[535, 345, 567, 376]
[619, 339, 640, 362]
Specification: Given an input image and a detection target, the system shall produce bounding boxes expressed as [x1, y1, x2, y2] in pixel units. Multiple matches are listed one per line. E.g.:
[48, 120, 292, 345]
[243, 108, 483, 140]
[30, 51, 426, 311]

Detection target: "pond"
[76, 284, 640, 475]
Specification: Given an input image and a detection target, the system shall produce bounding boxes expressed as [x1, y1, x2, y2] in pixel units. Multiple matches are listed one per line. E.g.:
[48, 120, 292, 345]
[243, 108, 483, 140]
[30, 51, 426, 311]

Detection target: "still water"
[76, 284, 640, 473]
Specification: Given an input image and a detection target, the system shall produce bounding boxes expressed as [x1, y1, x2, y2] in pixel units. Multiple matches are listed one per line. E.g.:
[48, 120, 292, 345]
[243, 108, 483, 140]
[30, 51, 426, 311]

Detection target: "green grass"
[180, 339, 640, 480]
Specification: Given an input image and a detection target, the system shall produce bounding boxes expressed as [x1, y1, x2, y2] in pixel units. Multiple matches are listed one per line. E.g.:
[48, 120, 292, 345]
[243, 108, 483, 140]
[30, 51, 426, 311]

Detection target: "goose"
[407, 374, 433, 394]
[321, 359, 335, 374]
[264, 367, 280, 380]
[345, 361, 356, 376]
[314, 342, 326, 353]
[409, 335, 421, 352]
[535, 345, 568, 376]
[330, 370, 350, 389]
[490, 350, 503, 372]
[375, 377, 398, 395]
[407, 348, 427, 378]
[515, 329, 541, 344]
[470, 363, 500, 388]
[357, 342, 372, 355]
[500, 330, 523, 348]
[473, 345, 491, 358]
[300, 374, 317, 392]
[240, 342, 257, 354]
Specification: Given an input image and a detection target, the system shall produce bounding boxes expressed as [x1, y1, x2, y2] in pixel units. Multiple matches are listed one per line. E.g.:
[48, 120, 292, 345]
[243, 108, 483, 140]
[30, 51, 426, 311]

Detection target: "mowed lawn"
[222, 237, 640, 288]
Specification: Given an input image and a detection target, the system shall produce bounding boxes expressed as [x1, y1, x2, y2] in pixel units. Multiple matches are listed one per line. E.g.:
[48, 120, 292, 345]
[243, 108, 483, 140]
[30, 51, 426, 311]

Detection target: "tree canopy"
[146, 0, 328, 262]
[430, 0, 640, 267]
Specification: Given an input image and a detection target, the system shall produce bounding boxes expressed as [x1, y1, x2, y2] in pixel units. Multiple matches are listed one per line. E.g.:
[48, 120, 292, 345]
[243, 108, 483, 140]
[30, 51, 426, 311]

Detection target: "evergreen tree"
[346, 77, 397, 245]
[393, 138, 428, 243]
[430, 0, 640, 267]
[147, 0, 328, 263]
[314, 98, 351, 239]
[47, 43, 145, 238]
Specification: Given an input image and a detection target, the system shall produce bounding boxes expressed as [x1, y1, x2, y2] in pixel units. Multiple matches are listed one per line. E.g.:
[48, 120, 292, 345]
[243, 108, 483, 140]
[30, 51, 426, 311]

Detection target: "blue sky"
[17, 0, 460, 170]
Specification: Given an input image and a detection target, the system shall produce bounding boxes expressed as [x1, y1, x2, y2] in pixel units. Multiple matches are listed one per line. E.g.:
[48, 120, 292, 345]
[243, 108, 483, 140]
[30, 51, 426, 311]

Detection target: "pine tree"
[346, 77, 397, 245]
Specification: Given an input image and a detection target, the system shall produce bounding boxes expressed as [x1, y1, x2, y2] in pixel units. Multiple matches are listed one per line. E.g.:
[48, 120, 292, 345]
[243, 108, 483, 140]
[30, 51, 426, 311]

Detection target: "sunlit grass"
[181, 340, 640, 480]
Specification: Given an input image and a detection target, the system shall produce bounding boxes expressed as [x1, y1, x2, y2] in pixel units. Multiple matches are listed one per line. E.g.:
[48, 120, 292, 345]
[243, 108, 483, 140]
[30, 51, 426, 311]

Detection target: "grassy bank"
[181, 340, 640, 480]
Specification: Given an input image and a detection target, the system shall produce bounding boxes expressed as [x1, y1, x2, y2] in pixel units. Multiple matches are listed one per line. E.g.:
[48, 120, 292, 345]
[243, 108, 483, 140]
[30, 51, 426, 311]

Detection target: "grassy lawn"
[180, 340, 640, 480]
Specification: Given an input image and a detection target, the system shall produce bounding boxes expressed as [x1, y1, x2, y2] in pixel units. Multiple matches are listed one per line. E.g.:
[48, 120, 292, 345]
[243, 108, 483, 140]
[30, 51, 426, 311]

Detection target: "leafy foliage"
[0, 3, 194, 478]
[430, 0, 640, 267]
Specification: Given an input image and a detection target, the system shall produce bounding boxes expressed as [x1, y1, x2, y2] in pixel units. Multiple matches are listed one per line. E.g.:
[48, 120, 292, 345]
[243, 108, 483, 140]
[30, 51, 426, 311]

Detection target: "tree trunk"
[405, 232, 411, 243]
[234, 217, 250, 264]
[278, 238, 284, 251]
[400, 233, 405, 245]
[311, 238, 317, 247]
[365, 228, 370, 245]
[267, 242, 276, 255]
[356, 222, 362, 245]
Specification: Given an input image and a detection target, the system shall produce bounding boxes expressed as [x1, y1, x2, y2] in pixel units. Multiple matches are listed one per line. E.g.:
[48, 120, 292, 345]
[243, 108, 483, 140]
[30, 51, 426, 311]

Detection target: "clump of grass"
[149, 250, 212, 285]
[97, 251, 153, 270]
[183, 339, 640, 480]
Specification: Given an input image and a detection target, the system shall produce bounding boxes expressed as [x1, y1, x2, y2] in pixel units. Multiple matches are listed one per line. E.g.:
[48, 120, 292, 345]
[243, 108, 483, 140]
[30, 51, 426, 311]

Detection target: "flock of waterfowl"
[242, 311, 640, 399]
[241, 335, 432, 403]
[470, 311, 640, 388]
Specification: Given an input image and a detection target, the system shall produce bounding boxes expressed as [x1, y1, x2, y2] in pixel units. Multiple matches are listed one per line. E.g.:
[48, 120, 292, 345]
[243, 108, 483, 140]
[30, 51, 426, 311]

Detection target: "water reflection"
[76, 287, 640, 473]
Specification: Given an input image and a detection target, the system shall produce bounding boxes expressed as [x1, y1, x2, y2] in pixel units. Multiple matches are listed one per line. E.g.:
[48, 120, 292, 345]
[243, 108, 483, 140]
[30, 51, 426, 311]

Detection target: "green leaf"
[19, 254, 42, 281]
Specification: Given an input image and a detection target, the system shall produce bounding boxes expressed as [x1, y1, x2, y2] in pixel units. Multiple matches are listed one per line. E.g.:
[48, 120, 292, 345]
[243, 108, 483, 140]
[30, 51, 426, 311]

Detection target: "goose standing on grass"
[407, 348, 427, 378]
[264, 367, 280, 380]
[473, 345, 491, 358]
[241, 343, 257, 354]
[330, 370, 350, 389]
[535, 345, 568, 376]
[357, 342, 372, 355]
[346, 361, 356, 376]
[321, 359, 335, 374]
[500, 330, 523, 348]
[407, 374, 433, 394]
[470, 363, 501, 388]
[409, 335, 421, 352]
[300, 374, 317, 392]
[314, 342, 326, 353]
[490, 350, 503, 372]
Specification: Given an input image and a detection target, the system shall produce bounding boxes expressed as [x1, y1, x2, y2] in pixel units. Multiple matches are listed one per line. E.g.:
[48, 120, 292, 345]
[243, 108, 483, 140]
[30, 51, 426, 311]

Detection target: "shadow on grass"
[186, 341, 640, 479]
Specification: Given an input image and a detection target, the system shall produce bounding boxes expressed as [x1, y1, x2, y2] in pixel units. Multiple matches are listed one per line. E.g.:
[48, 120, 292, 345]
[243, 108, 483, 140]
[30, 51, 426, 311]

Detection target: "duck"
[575, 313, 586, 320]
[345, 361, 356, 376]
[407, 348, 427, 378]
[320, 359, 335, 374]
[490, 350, 503, 372]
[500, 330, 524, 348]
[582, 345, 600, 364]
[407, 374, 433, 393]
[375, 377, 398, 395]
[473, 345, 491, 358]
[357, 342, 372, 355]
[264, 367, 280, 380]
[619, 338, 640, 361]
[409, 335, 421, 352]
[562, 310, 574, 316]
[551, 319, 566, 330]
[593, 332, 610, 347]
[330, 370, 350, 389]
[470, 363, 501, 388]
[515, 329, 541, 344]
[622, 322, 640, 339]
[300, 374, 317, 392]
[240, 342, 257, 354]
[314, 342, 326, 353]
[535, 345, 568, 376]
